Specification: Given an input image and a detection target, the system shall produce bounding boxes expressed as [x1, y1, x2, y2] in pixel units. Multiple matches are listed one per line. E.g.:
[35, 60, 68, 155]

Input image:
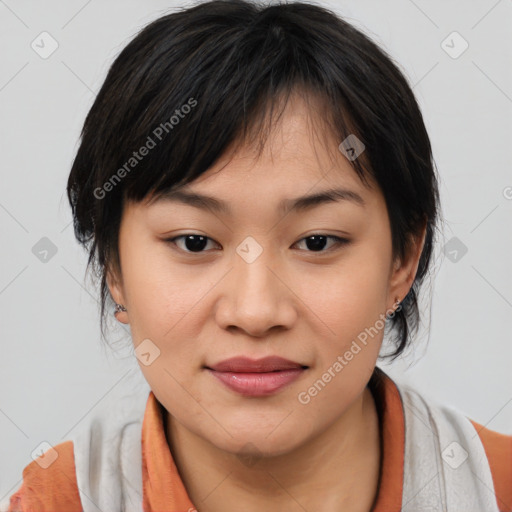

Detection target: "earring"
[386, 298, 401, 320]
[114, 303, 127, 316]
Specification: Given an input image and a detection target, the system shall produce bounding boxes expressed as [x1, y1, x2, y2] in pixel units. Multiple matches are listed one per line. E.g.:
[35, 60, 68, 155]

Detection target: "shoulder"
[386, 375, 511, 511]
[2, 376, 151, 512]
[3, 440, 82, 512]
[469, 419, 512, 512]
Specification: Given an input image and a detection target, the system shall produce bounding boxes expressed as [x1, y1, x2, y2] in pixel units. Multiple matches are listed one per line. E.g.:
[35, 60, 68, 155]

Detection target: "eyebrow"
[152, 187, 366, 215]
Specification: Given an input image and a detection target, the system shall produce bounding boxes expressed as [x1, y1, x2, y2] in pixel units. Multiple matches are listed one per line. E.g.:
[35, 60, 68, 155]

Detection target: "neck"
[165, 384, 382, 512]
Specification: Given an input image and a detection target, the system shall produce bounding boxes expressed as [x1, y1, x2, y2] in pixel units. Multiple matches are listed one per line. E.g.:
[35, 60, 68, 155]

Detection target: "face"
[108, 94, 424, 458]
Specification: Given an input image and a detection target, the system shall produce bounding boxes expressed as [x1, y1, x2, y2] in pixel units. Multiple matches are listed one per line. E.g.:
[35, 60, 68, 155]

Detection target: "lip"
[207, 356, 306, 372]
[205, 356, 308, 397]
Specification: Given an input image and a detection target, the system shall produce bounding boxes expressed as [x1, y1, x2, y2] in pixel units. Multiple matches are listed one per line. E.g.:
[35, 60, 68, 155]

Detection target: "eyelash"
[164, 234, 351, 254]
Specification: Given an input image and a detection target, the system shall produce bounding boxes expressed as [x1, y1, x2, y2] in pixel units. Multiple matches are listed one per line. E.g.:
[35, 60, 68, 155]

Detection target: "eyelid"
[165, 234, 220, 253]
[292, 235, 350, 253]
[164, 233, 351, 254]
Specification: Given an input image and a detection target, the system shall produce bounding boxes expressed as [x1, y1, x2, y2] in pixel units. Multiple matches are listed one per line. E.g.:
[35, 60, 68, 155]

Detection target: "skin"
[108, 93, 426, 512]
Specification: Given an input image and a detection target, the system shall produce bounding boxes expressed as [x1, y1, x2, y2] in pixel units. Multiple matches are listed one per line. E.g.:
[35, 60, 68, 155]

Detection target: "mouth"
[204, 356, 309, 396]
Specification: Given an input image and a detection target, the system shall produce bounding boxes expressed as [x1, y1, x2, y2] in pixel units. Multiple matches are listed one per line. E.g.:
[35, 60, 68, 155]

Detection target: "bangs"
[99, 18, 378, 208]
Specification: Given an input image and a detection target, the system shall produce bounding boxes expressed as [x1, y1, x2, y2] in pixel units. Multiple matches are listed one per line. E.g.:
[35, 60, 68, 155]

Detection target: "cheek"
[121, 246, 206, 419]
[120, 240, 202, 336]
[302, 246, 391, 389]
[307, 250, 390, 335]
[294, 256, 389, 425]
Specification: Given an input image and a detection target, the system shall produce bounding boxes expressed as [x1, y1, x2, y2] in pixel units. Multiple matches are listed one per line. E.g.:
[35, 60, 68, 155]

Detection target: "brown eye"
[166, 234, 220, 253]
[294, 235, 350, 253]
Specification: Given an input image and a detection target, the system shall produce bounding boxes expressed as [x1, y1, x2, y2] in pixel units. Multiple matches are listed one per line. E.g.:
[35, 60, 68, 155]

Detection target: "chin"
[205, 426, 304, 460]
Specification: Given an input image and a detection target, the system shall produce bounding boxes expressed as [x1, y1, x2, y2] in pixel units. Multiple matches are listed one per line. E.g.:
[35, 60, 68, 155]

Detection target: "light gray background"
[1, 0, 511, 500]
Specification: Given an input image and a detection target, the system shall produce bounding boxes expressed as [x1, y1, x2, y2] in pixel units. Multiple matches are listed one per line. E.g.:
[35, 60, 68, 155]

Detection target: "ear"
[387, 219, 427, 309]
[106, 266, 129, 324]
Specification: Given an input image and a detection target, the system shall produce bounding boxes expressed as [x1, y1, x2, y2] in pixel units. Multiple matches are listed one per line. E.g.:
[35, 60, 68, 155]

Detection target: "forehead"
[148, 94, 376, 209]
[212, 93, 364, 181]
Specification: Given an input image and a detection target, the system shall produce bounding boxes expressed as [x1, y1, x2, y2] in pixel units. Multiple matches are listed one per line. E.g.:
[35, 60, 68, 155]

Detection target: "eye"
[166, 234, 220, 253]
[293, 234, 350, 253]
[165, 233, 350, 254]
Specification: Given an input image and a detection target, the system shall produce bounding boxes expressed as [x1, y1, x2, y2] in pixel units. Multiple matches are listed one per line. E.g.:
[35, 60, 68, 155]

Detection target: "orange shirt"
[7, 370, 512, 511]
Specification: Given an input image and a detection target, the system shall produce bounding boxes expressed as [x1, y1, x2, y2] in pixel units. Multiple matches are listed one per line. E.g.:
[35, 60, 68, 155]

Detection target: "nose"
[215, 243, 297, 337]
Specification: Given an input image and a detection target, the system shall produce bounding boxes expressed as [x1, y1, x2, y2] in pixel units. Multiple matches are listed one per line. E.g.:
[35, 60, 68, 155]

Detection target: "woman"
[3, 0, 510, 511]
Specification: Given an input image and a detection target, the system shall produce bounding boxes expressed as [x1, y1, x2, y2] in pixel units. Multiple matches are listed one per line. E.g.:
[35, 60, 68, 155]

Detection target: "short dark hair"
[66, 0, 440, 361]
